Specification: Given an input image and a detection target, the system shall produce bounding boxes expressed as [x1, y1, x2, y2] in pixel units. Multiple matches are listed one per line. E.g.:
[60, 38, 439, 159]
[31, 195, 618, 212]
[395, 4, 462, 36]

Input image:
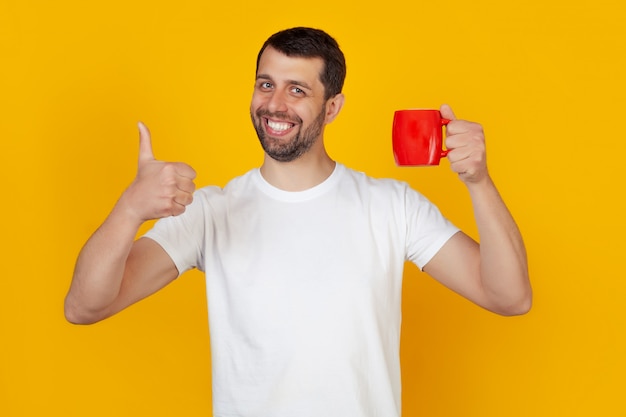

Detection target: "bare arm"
[64, 123, 196, 324]
[423, 105, 531, 316]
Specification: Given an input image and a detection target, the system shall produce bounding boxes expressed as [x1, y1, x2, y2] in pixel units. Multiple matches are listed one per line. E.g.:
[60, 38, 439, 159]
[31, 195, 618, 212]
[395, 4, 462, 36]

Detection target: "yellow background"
[1, 0, 624, 416]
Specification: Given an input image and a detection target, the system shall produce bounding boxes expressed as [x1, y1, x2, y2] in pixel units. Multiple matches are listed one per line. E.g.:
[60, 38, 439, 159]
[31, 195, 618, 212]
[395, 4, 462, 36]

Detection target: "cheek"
[250, 92, 266, 110]
[299, 104, 322, 121]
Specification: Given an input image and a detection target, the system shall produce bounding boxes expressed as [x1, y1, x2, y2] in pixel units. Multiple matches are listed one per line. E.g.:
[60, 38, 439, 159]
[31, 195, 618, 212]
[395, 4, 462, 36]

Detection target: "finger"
[445, 120, 484, 138]
[174, 189, 194, 207]
[448, 142, 487, 174]
[164, 200, 187, 217]
[176, 177, 196, 194]
[446, 146, 472, 163]
[173, 162, 197, 180]
[440, 103, 457, 121]
[137, 121, 155, 163]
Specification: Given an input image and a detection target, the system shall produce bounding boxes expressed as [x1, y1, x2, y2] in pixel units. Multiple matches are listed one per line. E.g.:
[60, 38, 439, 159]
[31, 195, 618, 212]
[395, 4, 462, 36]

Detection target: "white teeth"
[267, 120, 293, 132]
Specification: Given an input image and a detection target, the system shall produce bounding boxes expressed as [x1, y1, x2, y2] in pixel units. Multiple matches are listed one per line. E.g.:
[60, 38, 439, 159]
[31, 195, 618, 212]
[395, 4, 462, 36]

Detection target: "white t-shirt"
[145, 163, 459, 417]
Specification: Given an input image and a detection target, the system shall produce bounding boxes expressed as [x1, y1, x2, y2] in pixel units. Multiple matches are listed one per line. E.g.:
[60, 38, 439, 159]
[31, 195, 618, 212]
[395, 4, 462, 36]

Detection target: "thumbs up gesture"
[120, 122, 197, 223]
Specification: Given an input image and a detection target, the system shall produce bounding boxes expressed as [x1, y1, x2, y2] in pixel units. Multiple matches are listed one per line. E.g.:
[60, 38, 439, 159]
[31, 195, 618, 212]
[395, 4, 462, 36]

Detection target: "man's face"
[250, 47, 328, 162]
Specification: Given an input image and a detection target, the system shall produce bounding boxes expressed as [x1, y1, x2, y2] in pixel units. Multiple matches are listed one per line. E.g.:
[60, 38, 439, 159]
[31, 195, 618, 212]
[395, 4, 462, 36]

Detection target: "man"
[65, 27, 531, 417]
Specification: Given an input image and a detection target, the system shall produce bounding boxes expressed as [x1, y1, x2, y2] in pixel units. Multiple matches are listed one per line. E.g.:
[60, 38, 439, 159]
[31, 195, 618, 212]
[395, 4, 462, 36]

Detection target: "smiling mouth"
[265, 118, 296, 134]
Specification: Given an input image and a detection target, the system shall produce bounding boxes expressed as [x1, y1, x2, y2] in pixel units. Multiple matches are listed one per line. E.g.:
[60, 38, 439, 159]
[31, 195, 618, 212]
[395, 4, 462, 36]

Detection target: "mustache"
[255, 109, 302, 124]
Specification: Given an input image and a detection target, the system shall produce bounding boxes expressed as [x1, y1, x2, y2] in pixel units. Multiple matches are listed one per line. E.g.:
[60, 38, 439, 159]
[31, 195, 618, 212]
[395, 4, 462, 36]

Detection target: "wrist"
[113, 188, 148, 228]
[464, 173, 498, 199]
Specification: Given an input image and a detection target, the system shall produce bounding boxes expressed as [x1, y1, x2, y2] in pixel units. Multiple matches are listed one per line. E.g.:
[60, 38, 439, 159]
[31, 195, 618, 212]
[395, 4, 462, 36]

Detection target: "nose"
[266, 90, 288, 113]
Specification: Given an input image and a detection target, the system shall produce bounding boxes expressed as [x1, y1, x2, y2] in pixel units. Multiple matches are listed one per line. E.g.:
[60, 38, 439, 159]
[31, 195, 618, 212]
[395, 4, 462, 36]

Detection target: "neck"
[260, 150, 336, 192]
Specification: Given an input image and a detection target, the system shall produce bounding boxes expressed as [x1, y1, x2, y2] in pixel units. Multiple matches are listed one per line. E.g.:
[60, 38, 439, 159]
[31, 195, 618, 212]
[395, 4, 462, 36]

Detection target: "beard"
[251, 107, 326, 162]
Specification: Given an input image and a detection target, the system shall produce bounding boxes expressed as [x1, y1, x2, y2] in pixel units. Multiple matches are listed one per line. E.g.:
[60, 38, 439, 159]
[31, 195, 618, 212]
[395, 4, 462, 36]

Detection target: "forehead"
[257, 46, 324, 87]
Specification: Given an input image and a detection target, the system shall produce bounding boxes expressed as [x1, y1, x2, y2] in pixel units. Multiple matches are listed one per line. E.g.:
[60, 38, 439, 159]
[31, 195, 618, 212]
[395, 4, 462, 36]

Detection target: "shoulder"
[338, 164, 415, 199]
[337, 165, 443, 217]
[193, 169, 258, 201]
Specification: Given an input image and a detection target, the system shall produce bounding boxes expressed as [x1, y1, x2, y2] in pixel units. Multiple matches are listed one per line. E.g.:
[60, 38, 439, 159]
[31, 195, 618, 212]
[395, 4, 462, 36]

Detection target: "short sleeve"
[143, 187, 213, 275]
[403, 186, 459, 270]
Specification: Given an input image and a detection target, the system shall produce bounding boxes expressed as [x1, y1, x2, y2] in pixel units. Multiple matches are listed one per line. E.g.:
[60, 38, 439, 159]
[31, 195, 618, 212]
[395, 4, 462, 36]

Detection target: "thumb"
[137, 121, 155, 163]
[440, 103, 457, 121]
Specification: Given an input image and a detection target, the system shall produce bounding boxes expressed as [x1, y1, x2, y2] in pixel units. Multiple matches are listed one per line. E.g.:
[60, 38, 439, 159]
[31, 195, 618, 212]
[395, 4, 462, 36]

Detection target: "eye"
[291, 86, 305, 95]
[257, 81, 273, 90]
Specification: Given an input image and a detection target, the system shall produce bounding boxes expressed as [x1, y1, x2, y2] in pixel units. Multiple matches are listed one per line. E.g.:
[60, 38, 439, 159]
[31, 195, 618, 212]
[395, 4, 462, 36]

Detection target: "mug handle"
[441, 118, 451, 158]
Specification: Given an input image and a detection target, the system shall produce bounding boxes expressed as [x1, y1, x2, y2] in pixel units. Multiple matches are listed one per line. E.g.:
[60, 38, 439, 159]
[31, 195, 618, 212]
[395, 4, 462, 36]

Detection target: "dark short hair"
[256, 27, 346, 100]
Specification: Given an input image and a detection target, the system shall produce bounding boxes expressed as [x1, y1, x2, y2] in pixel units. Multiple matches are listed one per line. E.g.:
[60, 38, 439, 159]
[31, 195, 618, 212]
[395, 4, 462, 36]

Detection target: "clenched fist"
[119, 122, 197, 223]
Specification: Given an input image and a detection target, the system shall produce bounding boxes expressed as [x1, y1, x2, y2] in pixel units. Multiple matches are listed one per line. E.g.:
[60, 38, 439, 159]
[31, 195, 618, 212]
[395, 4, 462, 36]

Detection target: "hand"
[120, 122, 197, 222]
[440, 104, 488, 184]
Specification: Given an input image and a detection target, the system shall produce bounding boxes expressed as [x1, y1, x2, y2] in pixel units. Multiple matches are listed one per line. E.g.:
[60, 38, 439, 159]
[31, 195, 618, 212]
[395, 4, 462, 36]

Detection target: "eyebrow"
[256, 74, 313, 91]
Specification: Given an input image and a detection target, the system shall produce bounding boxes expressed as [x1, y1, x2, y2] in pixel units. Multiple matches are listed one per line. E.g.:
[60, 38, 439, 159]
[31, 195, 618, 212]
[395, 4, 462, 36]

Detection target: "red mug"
[392, 109, 450, 166]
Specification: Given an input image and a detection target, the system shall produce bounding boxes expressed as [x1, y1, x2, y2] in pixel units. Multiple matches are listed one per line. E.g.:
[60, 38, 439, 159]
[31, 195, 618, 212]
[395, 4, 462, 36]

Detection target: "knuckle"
[161, 163, 178, 177]
[177, 192, 193, 207]
[163, 197, 177, 210]
[171, 205, 186, 216]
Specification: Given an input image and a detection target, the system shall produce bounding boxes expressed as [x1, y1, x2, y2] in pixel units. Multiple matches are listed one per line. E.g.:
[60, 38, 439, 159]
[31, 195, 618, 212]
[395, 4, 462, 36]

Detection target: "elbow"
[493, 290, 533, 317]
[498, 299, 532, 316]
[64, 307, 96, 325]
[64, 297, 106, 325]
[65, 312, 95, 326]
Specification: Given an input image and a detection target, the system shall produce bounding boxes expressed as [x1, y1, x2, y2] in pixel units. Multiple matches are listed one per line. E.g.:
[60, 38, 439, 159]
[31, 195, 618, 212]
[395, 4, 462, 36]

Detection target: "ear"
[324, 93, 345, 124]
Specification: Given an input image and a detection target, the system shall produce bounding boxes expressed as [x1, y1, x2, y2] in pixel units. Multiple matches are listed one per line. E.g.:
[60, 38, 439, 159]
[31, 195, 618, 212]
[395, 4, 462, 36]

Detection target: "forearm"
[467, 175, 531, 314]
[65, 123, 196, 324]
[65, 197, 143, 323]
